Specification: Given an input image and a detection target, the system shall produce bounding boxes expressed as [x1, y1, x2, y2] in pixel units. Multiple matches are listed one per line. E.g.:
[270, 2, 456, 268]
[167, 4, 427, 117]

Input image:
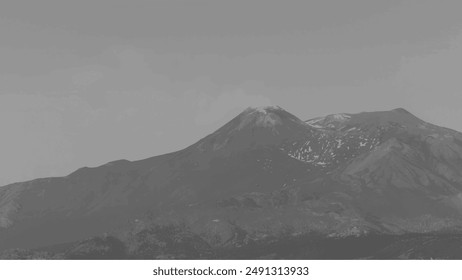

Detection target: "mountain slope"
[1, 106, 462, 254]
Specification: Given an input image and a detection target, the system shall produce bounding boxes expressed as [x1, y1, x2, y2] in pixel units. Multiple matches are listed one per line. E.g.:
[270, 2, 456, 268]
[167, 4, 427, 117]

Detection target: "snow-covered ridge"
[282, 123, 382, 169]
[247, 105, 283, 114]
[305, 113, 351, 129]
[306, 117, 325, 126]
[331, 113, 351, 120]
[238, 106, 285, 130]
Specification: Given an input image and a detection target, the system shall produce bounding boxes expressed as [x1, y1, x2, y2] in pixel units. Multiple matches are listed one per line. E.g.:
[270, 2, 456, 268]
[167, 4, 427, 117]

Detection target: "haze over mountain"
[1, 106, 462, 258]
[1, 0, 461, 189]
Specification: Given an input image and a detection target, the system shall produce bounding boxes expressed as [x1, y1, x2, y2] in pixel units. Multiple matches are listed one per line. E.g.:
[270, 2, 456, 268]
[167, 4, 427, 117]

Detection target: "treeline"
[0, 224, 214, 260]
[2, 225, 462, 259]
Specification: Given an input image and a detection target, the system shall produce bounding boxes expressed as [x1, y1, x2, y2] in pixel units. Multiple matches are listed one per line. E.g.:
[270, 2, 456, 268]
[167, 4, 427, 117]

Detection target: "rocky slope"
[1, 106, 462, 257]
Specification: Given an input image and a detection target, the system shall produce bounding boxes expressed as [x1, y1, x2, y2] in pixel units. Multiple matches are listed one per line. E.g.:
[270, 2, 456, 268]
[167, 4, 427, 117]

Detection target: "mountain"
[1, 106, 462, 259]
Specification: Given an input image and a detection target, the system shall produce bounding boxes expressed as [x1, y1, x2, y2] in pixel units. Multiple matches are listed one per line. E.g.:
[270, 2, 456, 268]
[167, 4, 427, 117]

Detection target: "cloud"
[192, 89, 272, 125]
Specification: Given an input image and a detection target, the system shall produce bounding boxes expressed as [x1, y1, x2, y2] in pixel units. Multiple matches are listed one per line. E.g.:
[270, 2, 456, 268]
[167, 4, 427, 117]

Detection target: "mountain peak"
[195, 105, 311, 153]
[238, 105, 305, 129]
[239, 106, 285, 129]
[244, 105, 284, 114]
[391, 107, 412, 114]
[352, 107, 423, 126]
[3, 104, 462, 256]
[306, 113, 351, 129]
[305, 108, 429, 133]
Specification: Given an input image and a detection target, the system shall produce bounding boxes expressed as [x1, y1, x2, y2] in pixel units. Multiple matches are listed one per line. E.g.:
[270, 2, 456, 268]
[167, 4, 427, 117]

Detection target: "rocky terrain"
[1, 106, 462, 259]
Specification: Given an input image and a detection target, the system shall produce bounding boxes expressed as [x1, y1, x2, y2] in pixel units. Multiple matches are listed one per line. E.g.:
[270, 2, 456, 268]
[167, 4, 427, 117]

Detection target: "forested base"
[2, 225, 462, 260]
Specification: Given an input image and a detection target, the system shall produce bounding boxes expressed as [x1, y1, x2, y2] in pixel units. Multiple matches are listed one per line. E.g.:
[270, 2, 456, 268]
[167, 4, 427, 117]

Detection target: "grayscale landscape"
[0, 1, 461, 259]
[2, 106, 462, 259]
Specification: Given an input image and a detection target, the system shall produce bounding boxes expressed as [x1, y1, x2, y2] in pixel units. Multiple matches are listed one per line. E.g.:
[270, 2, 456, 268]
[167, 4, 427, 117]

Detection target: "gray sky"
[0, 0, 461, 185]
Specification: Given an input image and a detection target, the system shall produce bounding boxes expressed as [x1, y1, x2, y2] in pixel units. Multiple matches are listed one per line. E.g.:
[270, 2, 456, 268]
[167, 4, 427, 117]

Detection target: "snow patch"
[332, 113, 350, 120]
[307, 123, 324, 129]
[251, 105, 282, 114]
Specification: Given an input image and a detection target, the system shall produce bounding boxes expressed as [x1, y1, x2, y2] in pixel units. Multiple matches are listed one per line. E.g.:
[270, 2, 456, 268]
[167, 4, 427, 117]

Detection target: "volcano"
[1, 106, 462, 259]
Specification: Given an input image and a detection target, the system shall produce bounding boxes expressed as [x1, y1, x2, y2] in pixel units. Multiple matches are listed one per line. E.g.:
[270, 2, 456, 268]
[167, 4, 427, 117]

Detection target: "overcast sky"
[0, 0, 461, 185]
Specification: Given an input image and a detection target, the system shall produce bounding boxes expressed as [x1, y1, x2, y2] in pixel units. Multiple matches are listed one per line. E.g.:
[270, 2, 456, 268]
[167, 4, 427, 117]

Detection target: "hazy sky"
[0, 0, 461, 185]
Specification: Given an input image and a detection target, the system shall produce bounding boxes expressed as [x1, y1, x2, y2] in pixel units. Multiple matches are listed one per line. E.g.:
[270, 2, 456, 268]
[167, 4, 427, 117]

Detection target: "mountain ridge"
[1, 106, 462, 256]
